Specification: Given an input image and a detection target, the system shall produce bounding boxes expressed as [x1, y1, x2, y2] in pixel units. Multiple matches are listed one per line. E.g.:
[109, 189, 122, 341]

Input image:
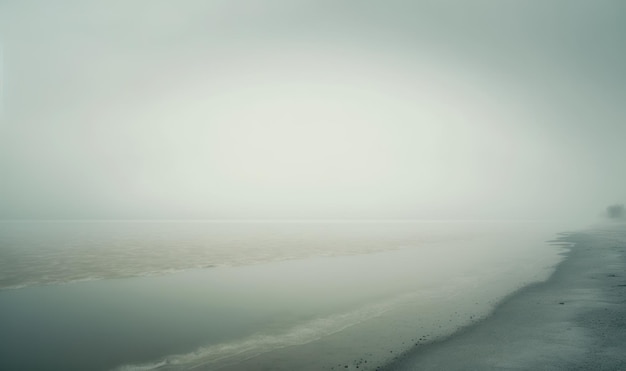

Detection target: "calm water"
[0, 221, 571, 370]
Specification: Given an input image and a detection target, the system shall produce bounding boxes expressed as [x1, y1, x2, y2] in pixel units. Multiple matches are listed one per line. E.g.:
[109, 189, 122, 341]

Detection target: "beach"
[0, 222, 622, 370]
[0, 220, 572, 371]
[384, 223, 626, 370]
[2, 2, 624, 370]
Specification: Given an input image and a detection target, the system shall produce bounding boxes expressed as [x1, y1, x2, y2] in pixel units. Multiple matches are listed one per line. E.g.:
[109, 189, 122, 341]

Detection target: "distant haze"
[0, 1, 624, 220]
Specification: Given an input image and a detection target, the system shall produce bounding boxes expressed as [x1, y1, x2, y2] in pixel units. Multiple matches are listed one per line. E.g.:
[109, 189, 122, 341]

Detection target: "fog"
[0, 1, 624, 220]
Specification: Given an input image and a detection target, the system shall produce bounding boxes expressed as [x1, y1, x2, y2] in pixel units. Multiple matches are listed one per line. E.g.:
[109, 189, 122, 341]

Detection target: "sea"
[0, 220, 575, 371]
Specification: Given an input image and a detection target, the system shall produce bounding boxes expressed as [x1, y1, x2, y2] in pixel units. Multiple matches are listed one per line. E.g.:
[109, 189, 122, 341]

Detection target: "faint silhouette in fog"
[606, 204, 625, 219]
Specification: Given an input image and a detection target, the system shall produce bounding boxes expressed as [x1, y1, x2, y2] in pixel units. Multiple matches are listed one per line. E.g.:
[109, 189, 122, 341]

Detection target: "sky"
[0, 0, 624, 220]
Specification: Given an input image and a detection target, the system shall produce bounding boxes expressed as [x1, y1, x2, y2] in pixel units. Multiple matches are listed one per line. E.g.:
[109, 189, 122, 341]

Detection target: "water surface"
[0, 220, 569, 370]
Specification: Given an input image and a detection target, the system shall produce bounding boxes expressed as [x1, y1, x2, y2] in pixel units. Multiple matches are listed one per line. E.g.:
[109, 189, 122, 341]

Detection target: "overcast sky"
[0, 1, 624, 220]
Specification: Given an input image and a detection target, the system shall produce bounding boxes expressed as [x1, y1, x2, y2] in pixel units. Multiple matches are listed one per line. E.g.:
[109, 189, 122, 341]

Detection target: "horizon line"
[0, 217, 575, 223]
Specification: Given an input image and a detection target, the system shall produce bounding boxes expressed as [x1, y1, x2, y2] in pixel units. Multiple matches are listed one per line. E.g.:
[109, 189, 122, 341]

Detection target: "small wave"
[112, 299, 399, 371]
[62, 276, 103, 284]
[0, 265, 218, 292]
[1, 283, 31, 290]
[115, 360, 168, 371]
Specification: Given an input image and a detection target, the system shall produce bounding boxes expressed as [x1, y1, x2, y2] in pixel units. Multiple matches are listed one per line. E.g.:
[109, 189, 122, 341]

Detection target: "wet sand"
[0, 221, 570, 371]
[384, 224, 626, 370]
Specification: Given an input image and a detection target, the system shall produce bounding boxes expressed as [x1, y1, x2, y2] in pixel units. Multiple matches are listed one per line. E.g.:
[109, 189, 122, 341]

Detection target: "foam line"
[112, 298, 401, 371]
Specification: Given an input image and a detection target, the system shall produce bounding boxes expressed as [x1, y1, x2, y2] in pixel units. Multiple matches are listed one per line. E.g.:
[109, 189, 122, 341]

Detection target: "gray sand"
[384, 224, 626, 370]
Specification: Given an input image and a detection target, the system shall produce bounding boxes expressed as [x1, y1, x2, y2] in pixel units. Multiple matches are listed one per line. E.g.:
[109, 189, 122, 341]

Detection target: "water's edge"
[382, 224, 626, 370]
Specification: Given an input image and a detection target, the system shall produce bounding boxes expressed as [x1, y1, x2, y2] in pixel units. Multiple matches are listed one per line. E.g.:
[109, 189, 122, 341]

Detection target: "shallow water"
[0, 220, 570, 370]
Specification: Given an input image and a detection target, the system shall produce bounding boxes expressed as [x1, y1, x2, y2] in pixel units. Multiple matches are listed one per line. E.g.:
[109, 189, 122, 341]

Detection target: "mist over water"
[0, 220, 457, 289]
[0, 1, 624, 370]
[0, 220, 570, 371]
[0, 220, 568, 291]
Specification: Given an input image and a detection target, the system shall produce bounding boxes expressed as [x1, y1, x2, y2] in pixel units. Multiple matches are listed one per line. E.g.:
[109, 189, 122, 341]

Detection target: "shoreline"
[202, 223, 572, 371]
[382, 223, 626, 370]
[0, 221, 591, 371]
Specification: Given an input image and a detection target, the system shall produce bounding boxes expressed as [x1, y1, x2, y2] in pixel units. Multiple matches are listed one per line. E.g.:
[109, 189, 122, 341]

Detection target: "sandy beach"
[0, 221, 571, 371]
[1, 221, 623, 370]
[384, 223, 626, 370]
